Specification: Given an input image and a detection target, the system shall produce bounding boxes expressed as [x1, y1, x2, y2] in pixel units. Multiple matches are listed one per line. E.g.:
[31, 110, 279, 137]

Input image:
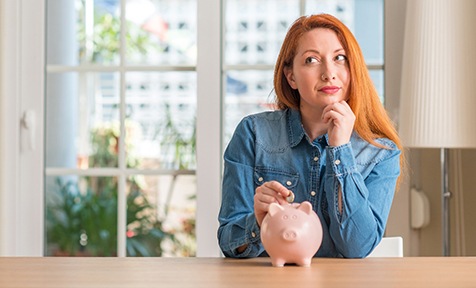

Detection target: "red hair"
[274, 14, 405, 186]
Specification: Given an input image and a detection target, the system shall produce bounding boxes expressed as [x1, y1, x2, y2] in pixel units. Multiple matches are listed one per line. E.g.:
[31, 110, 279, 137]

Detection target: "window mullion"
[196, 0, 222, 257]
[117, 0, 127, 258]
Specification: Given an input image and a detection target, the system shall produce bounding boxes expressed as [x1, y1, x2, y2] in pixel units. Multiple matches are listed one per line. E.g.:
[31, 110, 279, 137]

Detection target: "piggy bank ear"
[268, 203, 284, 217]
[298, 201, 313, 215]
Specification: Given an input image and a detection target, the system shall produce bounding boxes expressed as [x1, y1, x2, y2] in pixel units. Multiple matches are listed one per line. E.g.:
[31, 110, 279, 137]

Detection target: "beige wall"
[385, 0, 476, 257]
[460, 150, 476, 256]
[0, 0, 6, 255]
[384, 0, 421, 256]
[417, 149, 476, 256]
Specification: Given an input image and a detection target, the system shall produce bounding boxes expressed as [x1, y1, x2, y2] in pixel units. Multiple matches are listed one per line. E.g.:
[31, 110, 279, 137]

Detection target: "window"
[45, 0, 197, 257]
[42, 0, 384, 257]
[223, 0, 385, 148]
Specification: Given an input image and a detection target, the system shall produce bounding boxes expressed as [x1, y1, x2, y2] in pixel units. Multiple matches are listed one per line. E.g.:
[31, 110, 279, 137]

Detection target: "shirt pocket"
[253, 167, 299, 190]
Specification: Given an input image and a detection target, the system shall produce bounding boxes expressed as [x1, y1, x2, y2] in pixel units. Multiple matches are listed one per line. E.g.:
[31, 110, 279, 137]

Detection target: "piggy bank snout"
[282, 229, 298, 241]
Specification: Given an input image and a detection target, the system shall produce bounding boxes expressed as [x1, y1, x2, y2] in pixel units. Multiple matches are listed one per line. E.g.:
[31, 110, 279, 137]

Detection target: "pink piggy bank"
[260, 201, 323, 267]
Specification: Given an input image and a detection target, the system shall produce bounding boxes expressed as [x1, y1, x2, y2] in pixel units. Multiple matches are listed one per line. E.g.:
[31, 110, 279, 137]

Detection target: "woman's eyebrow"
[301, 48, 345, 56]
[301, 49, 320, 56]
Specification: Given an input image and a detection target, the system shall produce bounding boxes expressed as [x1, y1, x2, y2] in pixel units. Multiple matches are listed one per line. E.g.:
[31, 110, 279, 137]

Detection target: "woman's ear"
[284, 67, 297, 89]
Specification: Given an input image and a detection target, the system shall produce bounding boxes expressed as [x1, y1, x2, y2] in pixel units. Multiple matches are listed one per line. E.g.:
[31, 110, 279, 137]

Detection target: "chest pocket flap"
[253, 167, 299, 190]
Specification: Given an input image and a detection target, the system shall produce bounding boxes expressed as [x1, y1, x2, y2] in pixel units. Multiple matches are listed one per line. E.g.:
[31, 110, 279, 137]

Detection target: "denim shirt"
[217, 108, 401, 258]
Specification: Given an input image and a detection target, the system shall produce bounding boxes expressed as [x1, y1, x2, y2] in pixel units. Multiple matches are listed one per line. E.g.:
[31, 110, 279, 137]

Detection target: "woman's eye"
[335, 54, 347, 62]
[305, 57, 318, 64]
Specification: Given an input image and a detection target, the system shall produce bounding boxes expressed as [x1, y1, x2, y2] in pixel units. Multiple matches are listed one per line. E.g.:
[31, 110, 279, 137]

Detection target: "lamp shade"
[399, 0, 476, 148]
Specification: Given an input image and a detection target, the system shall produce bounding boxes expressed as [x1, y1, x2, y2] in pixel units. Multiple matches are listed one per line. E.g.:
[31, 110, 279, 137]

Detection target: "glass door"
[45, 0, 197, 257]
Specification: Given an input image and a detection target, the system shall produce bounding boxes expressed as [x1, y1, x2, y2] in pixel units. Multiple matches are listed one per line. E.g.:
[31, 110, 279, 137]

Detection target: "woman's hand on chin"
[322, 100, 355, 147]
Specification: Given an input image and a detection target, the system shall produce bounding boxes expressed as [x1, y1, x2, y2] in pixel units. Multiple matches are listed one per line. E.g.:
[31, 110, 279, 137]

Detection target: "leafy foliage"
[76, 6, 159, 64]
[159, 103, 196, 170]
[46, 122, 192, 257]
[46, 178, 118, 256]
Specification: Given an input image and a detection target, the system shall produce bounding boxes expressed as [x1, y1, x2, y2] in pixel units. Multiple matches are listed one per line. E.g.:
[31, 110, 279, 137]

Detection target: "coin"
[286, 191, 295, 203]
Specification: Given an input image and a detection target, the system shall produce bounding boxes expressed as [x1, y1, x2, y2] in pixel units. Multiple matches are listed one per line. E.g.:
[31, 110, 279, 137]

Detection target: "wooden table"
[0, 257, 475, 287]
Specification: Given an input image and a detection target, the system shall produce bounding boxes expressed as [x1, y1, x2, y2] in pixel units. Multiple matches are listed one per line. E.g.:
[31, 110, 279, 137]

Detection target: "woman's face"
[284, 28, 350, 113]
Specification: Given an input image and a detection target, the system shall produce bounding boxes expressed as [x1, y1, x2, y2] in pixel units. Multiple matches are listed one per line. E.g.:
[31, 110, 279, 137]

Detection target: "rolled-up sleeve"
[325, 141, 401, 258]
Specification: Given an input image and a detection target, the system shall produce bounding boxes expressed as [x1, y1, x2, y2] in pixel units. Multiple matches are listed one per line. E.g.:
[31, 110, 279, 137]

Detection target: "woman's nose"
[320, 63, 336, 81]
[321, 72, 336, 81]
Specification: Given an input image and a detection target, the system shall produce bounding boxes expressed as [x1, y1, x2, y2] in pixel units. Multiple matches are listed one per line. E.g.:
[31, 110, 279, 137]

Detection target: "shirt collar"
[287, 108, 307, 147]
[287, 108, 330, 147]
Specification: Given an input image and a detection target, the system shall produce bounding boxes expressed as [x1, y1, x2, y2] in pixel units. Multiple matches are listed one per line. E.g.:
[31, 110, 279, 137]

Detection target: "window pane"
[126, 174, 196, 256]
[45, 72, 120, 168]
[224, 70, 275, 145]
[223, 0, 300, 149]
[77, 0, 122, 65]
[46, 1, 79, 66]
[305, 0, 384, 64]
[126, 0, 197, 65]
[45, 176, 118, 256]
[224, 0, 300, 65]
[125, 72, 197, 170]
[369, 69, 384, 104]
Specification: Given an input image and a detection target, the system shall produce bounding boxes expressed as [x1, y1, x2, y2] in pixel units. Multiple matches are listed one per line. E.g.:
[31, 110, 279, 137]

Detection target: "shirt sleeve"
[324, 141, 401, 258]
[217, 117, 265, 258]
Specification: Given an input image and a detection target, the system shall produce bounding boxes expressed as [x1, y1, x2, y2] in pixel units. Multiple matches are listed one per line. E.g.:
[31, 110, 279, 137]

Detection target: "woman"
[217, 14, 404, 258]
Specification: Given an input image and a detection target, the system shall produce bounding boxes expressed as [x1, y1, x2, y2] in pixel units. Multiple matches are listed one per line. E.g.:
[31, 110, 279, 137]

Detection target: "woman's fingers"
[254, 181, 291, 226]
[322, 101, 355, 146]
[254, 192, 278, 205]
[322, 101, 353, 122]
[262, 181, 291, 200]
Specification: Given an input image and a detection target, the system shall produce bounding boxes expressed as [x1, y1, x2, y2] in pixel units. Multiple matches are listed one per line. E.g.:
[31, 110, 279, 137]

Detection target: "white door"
[0, 0, 45, 256]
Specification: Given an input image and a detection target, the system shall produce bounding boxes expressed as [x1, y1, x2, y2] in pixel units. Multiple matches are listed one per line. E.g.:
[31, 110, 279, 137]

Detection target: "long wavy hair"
[274, 14, 405, 185]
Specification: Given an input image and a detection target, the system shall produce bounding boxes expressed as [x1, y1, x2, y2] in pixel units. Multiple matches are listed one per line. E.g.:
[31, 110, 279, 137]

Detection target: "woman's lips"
[319, 86, 341, 94]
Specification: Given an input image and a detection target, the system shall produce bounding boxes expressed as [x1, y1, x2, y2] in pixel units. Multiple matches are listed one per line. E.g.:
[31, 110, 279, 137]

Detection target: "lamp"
[399, 0, 476, 256]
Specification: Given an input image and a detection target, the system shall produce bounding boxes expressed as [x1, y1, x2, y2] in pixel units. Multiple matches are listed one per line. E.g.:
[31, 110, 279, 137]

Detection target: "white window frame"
[196, 0, 222, 257]
[0, 0, 45, 256]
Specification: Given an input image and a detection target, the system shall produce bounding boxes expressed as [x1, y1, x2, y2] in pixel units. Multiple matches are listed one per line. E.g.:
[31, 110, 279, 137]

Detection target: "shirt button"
[313, 156, 319, 161]
[251, 232, 256, 238]
[334, 159, 341, 165]
[258, 177, 264, 182]
[286, 181, 292, 186]
[310, 191, 316, 196]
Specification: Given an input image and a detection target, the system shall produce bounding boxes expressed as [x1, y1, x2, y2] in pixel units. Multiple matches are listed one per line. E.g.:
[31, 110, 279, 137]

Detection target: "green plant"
[76, 4, 160, 64]
[46, 177, 118, 256]
[126, 183, 176, 257]
[46, 122, 188, 257]
[46, 176, 178, 257]
[88, 121, 140, 168]
[158, 103, 196, 170]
